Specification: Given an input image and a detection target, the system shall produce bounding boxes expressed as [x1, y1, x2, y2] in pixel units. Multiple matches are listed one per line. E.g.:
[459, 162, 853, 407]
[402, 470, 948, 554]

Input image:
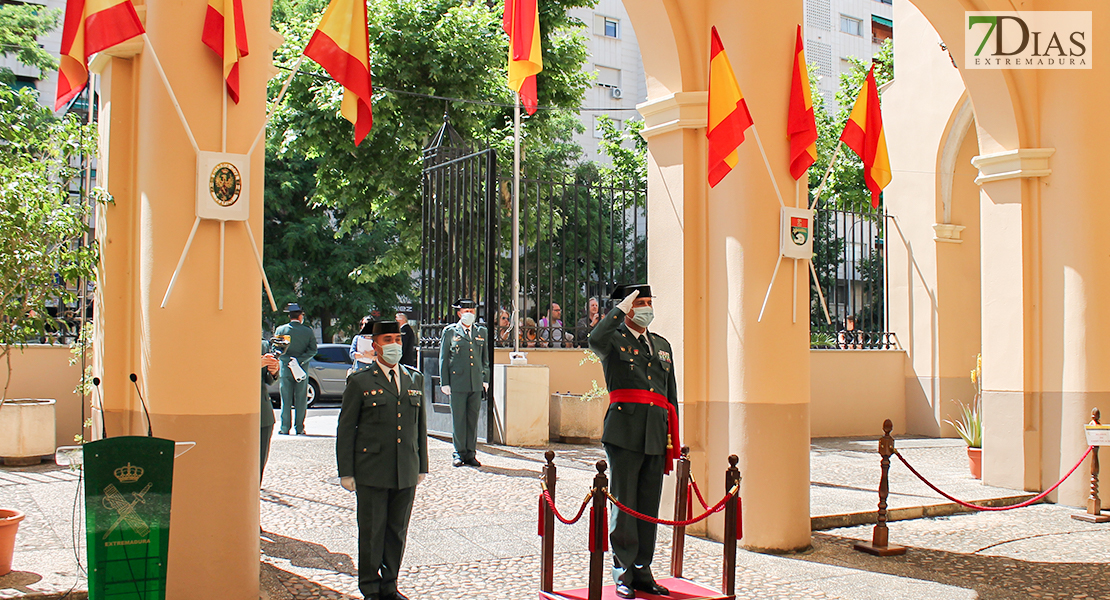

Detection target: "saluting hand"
[616, 289, 640, 313]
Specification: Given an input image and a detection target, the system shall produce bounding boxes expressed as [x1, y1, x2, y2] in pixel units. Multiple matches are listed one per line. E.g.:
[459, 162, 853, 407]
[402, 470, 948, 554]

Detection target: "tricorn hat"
[358, 319, 376, 335]
[452, 298, 477, 309]
[284, 302, 303, 313]
[371, 320, 401, 336]
[610, 284, 652, 301]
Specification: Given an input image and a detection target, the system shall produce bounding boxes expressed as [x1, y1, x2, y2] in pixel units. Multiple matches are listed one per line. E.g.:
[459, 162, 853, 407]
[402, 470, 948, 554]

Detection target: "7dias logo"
[966, 12, 1091, 69]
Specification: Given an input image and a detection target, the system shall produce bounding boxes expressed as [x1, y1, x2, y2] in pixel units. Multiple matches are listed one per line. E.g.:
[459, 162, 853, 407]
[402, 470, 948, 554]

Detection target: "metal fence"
[492, 172, 647, 348]
[810, 207, 898, 350]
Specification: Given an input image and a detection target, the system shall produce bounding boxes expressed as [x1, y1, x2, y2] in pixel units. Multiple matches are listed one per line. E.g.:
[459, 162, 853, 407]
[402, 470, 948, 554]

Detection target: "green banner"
[84, 437, 175, 600]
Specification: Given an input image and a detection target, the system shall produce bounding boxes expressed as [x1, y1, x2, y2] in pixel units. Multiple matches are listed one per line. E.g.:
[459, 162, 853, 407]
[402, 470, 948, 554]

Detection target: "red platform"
[540, 577, 731, 600]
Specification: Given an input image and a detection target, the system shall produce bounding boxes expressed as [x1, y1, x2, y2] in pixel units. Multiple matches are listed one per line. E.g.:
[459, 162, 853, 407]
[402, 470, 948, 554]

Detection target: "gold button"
[372, 402, 377, 406]
[648, 375, 652, 380]
[617, 406, 622, 411]
[398, 425, 402, 431]
[397, 438, 402, 443]
[397, 413, 402, 418]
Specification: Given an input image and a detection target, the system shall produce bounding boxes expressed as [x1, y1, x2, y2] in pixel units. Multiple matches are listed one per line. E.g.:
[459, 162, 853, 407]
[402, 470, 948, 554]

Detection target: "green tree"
[0, 3, 59, 82]
[265, 0, 594, 321]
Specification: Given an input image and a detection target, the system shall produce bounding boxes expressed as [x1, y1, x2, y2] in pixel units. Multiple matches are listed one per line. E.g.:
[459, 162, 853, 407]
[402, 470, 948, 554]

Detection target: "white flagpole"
[222, 79, 228, 153]
[809, 140, 842, 210]
[248, 53, 307, 158]
[809, 259, 832, 325]
[793, 179, 800, 324]
[750, 124, 786, 208]
[218, 220, 225, 310]
[161, 217, 203, 308]
[511, 94, 521, 354]
[143, 34, 200, 155]
[757, 255, 784, 323]
[243, 221, 279, 312]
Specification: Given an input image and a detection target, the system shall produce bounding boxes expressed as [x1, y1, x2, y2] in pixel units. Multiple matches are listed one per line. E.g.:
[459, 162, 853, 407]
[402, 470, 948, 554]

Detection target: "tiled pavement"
[2, 408, 1108, 599]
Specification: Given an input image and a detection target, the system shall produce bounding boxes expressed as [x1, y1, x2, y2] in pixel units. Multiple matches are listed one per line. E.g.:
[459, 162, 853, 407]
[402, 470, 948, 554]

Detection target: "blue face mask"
[380, 343, 403, 365]
[630, 307, 654, 328]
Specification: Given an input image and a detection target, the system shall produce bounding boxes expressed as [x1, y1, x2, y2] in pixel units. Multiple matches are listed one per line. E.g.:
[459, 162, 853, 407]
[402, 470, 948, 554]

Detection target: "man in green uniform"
[589, 284, 680, 599]
[275, 303, 318, 435]
[438, 298, 489, 467]
[260, 339, 279, 481]
[337, 320, 428, 600]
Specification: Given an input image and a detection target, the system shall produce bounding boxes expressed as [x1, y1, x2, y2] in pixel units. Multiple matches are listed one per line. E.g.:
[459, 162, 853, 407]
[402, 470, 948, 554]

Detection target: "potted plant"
[945, 354, 983, 478]
[549, 350, 608, 443]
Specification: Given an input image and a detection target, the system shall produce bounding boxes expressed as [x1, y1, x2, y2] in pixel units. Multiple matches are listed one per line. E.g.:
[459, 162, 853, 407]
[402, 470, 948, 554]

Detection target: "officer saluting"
[439, 298, 490, 467]
[588, 284, 680, 599]
[337, 320, 428, 600]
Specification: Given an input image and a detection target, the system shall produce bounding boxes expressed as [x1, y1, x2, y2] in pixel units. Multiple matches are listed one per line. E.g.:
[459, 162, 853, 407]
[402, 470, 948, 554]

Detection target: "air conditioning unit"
[610, 87, 623, 99]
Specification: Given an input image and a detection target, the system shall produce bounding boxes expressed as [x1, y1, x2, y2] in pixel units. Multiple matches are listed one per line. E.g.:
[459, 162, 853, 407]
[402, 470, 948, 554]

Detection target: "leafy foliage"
[0, 86, 100, 404]
[0, 4, 59, 83]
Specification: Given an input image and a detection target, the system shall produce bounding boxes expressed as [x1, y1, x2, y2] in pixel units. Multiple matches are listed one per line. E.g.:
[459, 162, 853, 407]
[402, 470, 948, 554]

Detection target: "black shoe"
[278, 430, 290, 435]
[464, 458, 482, 467]
[296, 431, 306, 435]
[615, 583, 636, 599]
[381, 592, 409, 600]
[453, 458, 465, 467]
[632, 581, 670, 596]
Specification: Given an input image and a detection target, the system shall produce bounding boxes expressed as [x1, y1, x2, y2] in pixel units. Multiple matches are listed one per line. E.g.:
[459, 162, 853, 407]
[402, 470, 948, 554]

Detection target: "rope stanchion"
[605, 484, 738, 527]
[723, 455, 741, 597]
[689, 478, 711, 510]
[540, 487, 593, 525]
[1073, 408, 1110, 523]
[895, 445, 1094, 511]
[540, 451, 556, 593]
[670, 446, 691, 580]
[588, 461, 608, 600]
[854, 419, 906, 556]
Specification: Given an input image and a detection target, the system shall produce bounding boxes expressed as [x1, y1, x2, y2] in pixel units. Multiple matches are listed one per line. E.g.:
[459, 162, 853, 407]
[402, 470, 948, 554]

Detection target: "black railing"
[493, 172, 647, 348]
[810, 207, 898, 350]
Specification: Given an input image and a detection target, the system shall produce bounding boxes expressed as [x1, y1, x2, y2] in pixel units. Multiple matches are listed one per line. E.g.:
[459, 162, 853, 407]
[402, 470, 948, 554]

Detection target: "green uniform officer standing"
[438, 298, 490, 467]
[337, 320, 428, 600]
[589, 284, 680, 599]
[275, 302, 318, 435]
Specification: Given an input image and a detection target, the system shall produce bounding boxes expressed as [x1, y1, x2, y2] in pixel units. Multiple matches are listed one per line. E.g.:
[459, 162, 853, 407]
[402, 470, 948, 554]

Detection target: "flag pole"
[793, 179, 800, 324]
[757, 255, 784, 323]
[222, 79, 228, 152]
[248, 53, 307, 158]
[808, 259, 832, 325]
[809, 140, 842, 210]
[511, 94, 521, 354]
[142, 34, 200, 155]
[750, 124, 786, 208]
[218, 220, 225, 310]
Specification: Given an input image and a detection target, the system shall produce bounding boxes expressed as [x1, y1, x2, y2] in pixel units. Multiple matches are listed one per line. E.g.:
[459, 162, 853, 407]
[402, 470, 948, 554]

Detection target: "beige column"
[93, 0, 273, 596]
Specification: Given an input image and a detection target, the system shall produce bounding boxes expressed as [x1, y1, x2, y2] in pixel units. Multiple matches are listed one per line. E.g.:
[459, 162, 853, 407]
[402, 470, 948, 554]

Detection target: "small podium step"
[540, 577, 731, 600]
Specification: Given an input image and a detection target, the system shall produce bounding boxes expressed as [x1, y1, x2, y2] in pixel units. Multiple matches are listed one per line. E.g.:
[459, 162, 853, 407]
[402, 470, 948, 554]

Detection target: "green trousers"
[356, 485, 416, 598]
[450, 390, 482, 461]
[604, 443, 665, 587]
[279, 369, 308, 434]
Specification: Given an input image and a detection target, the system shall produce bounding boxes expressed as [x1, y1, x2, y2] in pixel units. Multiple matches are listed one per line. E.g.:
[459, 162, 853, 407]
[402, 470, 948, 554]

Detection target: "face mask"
[380, 343, 403, 365]
[630, 307, 654, 328]
[461, 312, 477, 326]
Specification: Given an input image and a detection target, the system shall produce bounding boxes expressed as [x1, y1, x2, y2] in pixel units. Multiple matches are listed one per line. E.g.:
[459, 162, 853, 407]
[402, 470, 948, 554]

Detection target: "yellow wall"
[810, 351, 906, 438]
[2, 345, 86, 449]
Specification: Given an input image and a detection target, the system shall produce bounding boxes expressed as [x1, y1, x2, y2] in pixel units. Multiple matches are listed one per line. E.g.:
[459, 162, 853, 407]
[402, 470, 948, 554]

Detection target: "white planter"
[0, 398, 57, 465]
[549, 393, 606, 443]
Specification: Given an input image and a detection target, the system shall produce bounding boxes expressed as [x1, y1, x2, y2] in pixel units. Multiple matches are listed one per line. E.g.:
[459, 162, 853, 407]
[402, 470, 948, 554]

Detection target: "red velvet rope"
[894, 446, 1094, 511]
[689, 479, 711, 510]
[606, 486, 737, 526]
[540, 489, 592, 525]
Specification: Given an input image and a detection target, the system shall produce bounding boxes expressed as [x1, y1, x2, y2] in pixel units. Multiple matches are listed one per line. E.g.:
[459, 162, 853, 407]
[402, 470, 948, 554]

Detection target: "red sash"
[608, 388, 681, 474]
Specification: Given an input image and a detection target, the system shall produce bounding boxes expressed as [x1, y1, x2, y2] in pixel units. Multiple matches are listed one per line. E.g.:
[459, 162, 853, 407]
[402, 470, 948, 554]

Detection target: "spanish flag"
[202, 0, 249, 104]
[503, 0, 542, 115]
[303, 0, 373, 145]
[55, 0, 145, 111]
[839, 66, 891, 208]
[706, 26, 754, 188]
[788, 26, 817, 180]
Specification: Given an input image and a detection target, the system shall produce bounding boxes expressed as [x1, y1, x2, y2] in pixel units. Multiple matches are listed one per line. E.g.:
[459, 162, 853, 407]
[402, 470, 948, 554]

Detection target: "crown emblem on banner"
[113, 463, 144, 483]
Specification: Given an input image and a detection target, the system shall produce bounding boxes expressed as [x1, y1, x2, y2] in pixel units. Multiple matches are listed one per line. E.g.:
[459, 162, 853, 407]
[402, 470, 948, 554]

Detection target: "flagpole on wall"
[511, 95, 521, 354]
[142, 34, 200, 155]
[749, 124, 786, 208]
[248, 53, 306, 158]
[809, 140, 842, 210]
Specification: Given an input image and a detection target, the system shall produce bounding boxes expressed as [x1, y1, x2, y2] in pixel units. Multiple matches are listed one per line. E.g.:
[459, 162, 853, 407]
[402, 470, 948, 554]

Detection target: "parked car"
[268, 343, 353, 408]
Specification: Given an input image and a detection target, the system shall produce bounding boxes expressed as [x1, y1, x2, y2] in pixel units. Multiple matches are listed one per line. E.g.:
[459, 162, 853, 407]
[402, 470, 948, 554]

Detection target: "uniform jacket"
[588, 306, 679, 455]
[336, 362, 428, 489]
[438, 323, 490, 393]
[274, 320, 318, 370]
[261, 339, 277, 428]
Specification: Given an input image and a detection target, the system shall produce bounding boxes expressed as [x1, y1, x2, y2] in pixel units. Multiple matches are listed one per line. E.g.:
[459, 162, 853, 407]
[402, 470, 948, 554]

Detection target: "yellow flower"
[970, 369, 977, 385]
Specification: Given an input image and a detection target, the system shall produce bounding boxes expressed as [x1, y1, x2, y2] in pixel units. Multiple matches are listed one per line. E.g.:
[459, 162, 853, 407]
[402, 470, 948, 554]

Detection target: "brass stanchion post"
[854, 419, 907, 556]
[670, 446, 691, 579]
[1073, 408, 1110, 523]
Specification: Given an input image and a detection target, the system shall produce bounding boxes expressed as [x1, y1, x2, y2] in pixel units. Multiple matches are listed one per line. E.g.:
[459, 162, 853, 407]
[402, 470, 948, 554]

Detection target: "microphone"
[91, 377, 106, 439]
[129, 373, 154, 437]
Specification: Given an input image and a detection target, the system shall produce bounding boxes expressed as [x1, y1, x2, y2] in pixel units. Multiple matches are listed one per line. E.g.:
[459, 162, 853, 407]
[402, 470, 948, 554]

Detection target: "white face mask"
[380, 343, 403, 365]
[630, 306, 654, 328]
[460, 312, 477, 326]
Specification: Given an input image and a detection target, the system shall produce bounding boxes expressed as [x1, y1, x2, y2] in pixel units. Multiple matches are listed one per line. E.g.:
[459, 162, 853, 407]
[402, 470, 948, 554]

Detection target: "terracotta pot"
[967, 446, 982, 480]
[0, 508, 25, 576]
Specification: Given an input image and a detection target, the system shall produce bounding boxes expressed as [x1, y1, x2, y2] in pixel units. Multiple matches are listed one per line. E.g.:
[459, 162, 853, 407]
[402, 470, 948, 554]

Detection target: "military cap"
[611, 284, 652, 301]
[371, 320, 401, 335]
[452, 298, 477, 309]
[358, 319, 376, 336]
[284, 302, 303, 313]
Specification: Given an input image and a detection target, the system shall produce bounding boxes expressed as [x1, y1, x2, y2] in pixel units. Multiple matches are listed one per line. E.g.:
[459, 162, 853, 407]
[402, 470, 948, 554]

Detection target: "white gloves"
[340, 476, 356, 491]
[418, 473, 426, 485]
[441, 385, 451, 395]
[483, 382, 489, 392]
[288, 357, 307, 382]
[616, 289, 640, 314]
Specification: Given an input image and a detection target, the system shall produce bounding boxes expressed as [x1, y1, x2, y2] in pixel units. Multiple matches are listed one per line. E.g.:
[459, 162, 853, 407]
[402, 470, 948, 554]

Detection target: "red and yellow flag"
[55, 0, 144, 111]
[788, 25, 817, 180]
[840, 66, 891, 208]
[202, 0, 250, 104]
[303, 0, 373, 145]
[503, 0, 542, 115]
[706, 26, 754, 188]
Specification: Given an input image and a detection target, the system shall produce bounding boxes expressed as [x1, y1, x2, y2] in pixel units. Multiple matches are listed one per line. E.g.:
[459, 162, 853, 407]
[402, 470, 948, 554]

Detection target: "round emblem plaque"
[209, 162, 242, 207]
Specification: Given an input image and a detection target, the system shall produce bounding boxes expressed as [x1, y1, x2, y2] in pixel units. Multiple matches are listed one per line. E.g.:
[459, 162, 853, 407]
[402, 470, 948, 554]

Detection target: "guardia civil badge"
[780, 206, 814, 260]
[195, 151, 251, 221]
[209, 162, 242, 207]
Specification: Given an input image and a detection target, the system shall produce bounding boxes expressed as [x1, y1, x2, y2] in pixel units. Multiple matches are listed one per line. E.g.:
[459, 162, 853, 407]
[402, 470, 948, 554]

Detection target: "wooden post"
[588, 460, 608, 600]
[541, 450, 557, 592]
[854, 419, 907, 556]
[1073, 408, 1110, 523]
[722, 454, 740, 596]
[670, 446, 691, 579]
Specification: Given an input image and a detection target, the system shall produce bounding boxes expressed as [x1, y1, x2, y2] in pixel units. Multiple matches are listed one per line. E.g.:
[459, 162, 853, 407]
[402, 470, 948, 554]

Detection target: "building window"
[840, 15, 863, 37]
[872, 15, 893, 43]
[604, 17, 619, 38]
[875, 0, 892, 4]
[595, 65, 621, 88]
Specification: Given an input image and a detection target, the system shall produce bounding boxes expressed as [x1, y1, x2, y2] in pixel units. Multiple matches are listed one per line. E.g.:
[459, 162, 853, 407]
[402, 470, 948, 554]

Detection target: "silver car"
[268, 343, 353, 407]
